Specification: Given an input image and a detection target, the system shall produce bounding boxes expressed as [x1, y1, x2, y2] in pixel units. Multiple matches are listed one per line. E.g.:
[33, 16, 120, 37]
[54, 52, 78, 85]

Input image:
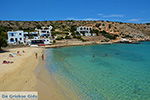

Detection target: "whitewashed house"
[26, 26, 53, 45]
[26, 38, 51, 46]
[35, 26, 53, 38]
[7, 26, 53, 45]
[76, 26, 93, 36]
[7, 30, 26, 44]
[24, 32, 40, 45]
[24, 32, 39, 39]
[30, 26, 53, 45]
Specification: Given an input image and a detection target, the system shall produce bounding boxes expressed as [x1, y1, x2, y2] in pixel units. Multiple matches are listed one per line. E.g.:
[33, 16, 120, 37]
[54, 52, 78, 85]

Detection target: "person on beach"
[42, 54, 44, 60]
[35, 53, 38, 59]
[17, 51, 21, 56]
[22, 50, 25, 53]
[9, 53, 14, 57]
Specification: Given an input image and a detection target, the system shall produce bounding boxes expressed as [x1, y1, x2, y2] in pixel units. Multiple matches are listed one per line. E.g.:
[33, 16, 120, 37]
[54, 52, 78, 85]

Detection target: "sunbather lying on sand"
[2, 60, 14, 64]
[9, 54, 14, 57]
[9, 53, 17, 57]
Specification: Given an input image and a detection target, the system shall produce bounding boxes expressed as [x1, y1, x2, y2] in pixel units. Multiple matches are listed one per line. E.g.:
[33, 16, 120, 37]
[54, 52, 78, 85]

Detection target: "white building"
[35, 26, 53, 38]
[30, 26, 53, 45]
[7, 26, 53, 45]
[76, 26, 92, 36]
[24, 32, 39, 39]
[26, 38, 52, 46]
[7, 30, 25, 44]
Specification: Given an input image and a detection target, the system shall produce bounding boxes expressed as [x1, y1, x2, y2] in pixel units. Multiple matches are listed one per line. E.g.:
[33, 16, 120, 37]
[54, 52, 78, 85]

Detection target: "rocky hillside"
[0, 20, 150, 40]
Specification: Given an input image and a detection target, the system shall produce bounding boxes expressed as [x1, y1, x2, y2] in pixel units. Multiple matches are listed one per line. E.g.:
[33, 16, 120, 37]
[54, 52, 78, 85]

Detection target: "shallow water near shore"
[45, 42, 150, 100]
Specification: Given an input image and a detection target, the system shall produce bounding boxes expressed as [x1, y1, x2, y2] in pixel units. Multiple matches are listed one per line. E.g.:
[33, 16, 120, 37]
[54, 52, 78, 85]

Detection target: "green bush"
[100, 30, 118, 40]
[74, 36, 81, 39]
[0, 26, 11, 32]
[74, 36, 86, 42]
[64, 35, 71, 39]
[56, 36, 64, 40]
[53, 40, 56, 43]
[51, 31, 62, 36]
[70, 25, 77, 33]
[91, 29, 100, 36]
[122, 34, 133, 38]
[0, 31, 7, 49]
[80, 38, 86, 42]
[95, 23, 101, 28]
[72, 32, 80, 37]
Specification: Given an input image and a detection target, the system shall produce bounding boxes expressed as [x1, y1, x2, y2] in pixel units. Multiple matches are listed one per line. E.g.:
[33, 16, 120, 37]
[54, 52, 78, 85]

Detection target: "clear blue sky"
[0, 0, 149, 23]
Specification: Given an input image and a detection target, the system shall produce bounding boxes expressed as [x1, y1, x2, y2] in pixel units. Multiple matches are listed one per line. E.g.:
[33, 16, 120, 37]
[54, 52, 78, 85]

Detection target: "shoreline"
[3, 39, 150, 50]
[45, 41, 113, 48]
[0, 47, 80, 100]
[43, 39, 150, 49]
[35, 49, 82, 100]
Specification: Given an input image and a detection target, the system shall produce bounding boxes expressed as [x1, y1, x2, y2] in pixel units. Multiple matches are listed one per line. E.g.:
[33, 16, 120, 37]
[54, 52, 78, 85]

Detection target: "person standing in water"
[35, 53, 38, 59]
[42, 54, 44, 60]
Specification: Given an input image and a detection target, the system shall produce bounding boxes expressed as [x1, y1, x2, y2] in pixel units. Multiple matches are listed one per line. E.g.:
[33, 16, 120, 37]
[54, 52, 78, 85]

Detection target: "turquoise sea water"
[45, 42, 150, 100]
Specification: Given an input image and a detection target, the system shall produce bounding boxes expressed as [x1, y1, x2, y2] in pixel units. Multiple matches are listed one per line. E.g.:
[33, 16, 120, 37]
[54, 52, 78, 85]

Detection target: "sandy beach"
[0, 47, 81, 100]
[0, 47, 42, 91]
